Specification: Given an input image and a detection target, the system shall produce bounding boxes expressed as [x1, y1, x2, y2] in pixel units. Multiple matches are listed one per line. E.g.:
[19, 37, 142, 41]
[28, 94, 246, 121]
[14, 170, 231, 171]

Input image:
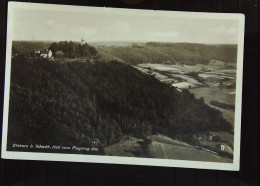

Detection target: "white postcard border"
[1, 2, 245, 171]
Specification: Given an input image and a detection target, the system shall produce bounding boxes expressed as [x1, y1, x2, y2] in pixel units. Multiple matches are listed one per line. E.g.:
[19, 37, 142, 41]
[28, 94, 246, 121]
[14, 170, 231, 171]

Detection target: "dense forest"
[48, 41, 98, 58]
[7, 55, 232, 153]
[12, 41, 98, 59]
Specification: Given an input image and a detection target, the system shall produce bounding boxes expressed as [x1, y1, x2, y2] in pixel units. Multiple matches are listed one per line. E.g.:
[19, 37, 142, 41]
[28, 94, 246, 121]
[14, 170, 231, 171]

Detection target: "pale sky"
[12, 8, 239, 44]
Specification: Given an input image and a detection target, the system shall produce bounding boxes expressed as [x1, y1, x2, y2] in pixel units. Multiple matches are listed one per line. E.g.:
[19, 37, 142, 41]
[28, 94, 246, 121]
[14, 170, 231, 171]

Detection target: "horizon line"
[12, 40, 238, 46]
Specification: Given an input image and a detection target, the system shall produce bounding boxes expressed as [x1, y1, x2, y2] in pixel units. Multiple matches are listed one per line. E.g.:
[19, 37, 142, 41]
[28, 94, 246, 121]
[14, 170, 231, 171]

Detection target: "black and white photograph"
[1, 2, 244, 170]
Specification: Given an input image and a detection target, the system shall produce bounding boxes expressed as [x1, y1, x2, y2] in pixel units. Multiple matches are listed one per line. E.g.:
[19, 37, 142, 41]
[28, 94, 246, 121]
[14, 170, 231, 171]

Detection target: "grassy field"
[104, 134, 232, 162]
[189, 87, 235, 126]
[148, 141, 231, 162]
[104, 137, 144, 157]
[189, 87, 235, 106]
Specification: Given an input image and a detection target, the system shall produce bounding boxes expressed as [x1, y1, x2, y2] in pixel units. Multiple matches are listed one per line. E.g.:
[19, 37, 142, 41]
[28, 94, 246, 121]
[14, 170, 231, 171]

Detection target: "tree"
[49, 42, 59, 55]
[48, 41, 97, 59]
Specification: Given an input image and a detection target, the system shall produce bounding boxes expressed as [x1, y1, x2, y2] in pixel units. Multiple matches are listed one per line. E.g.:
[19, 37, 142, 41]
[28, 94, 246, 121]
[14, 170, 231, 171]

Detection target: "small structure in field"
[218, 144, 226, 151]
[215, 144, 233, 155]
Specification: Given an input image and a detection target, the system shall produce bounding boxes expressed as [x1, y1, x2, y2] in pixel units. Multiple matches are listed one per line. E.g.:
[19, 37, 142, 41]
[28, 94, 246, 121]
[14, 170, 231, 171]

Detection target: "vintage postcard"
[1, 2, 244, 170]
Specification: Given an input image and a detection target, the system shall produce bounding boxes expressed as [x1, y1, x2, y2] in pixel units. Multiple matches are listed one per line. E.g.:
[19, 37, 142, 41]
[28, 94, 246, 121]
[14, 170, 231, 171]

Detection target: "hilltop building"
[33, 49, 52, 58]
[34, 49, 52, 58]
[33, 50, 41, 57]
[41, 49, 52, 58]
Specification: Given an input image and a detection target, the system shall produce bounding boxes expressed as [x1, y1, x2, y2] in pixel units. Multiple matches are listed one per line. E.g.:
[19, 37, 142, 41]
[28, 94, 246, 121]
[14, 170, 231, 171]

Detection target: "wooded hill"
[48, 41, 98, 58]
[97, 42, 237, 65]
[7, 56, 232, 153]
[12, 41, 98, 59]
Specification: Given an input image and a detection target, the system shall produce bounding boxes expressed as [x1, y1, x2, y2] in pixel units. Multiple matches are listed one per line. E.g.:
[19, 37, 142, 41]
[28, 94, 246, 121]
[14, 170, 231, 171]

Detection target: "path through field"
[104, 135, 232, 163]
[148, 141, 232, 163]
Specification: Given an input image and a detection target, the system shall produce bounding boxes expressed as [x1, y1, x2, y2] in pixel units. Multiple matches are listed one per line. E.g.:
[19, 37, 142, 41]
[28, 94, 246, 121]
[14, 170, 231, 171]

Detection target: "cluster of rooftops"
[34, 49, 53, 58]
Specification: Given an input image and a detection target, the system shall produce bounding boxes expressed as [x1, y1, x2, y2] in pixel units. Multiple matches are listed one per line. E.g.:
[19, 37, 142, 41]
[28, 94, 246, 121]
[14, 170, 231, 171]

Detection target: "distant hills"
[12, 41, 237, 66]
[97, 42, 237, 65]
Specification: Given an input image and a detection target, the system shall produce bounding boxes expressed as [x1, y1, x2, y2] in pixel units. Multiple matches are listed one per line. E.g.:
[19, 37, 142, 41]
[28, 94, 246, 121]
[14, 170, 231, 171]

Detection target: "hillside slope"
[97, 42, 237, 65]
[7, 57, 231, 153]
